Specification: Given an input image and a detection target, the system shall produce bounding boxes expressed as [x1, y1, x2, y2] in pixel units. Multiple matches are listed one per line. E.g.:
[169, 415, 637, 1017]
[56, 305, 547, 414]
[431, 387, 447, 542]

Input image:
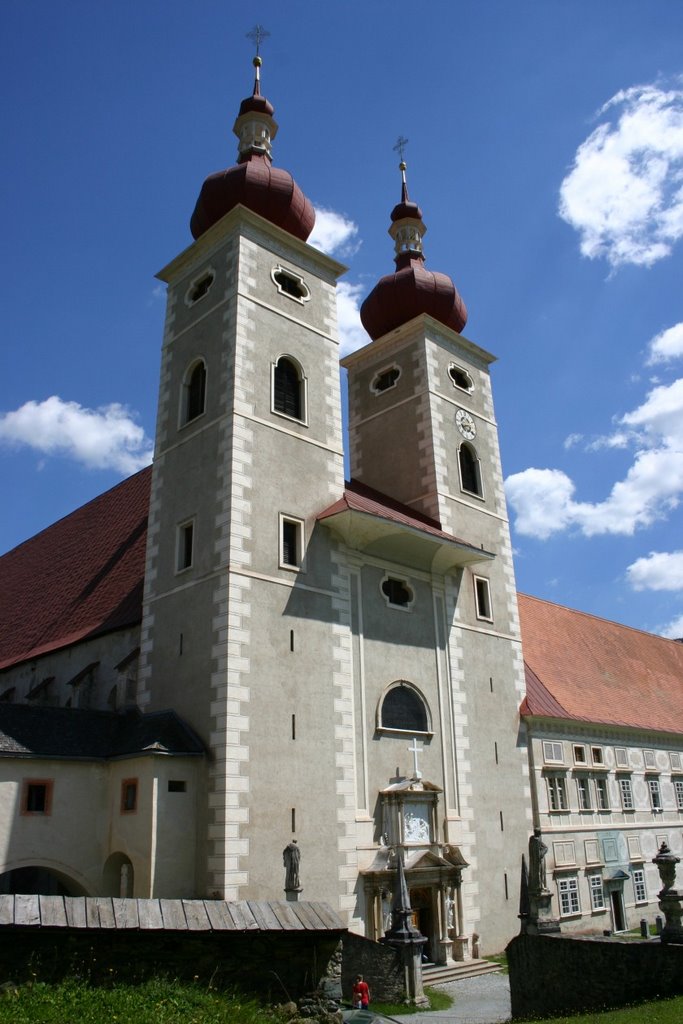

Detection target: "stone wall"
[341, 932, 406, 1005]
[508, 932, 683, 1018]
[0, 927, 340, 1003]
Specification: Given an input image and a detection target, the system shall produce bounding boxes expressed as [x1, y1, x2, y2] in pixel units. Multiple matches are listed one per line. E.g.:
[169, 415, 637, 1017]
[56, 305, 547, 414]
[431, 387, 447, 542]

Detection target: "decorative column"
[653, 842, 683, 944]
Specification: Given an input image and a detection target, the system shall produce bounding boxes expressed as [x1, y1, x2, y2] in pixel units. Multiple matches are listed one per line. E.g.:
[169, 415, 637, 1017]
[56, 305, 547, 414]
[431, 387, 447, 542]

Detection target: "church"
[1, 50, 682, 958]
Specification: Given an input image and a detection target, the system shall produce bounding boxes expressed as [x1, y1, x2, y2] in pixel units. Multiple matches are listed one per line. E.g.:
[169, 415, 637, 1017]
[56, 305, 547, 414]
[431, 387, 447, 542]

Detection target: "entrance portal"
[610, 889, 625, 931]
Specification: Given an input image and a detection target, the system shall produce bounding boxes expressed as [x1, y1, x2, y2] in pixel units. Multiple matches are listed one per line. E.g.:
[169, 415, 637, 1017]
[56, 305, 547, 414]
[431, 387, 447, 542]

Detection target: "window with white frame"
[547, 775, 568, 812]
[584, 839, 601, 864]
[633, 868, 647, 904]
[459, 443, 483, 497]
[279, 515, 304, 570]
[643, 749, 657, 770]
[674, 779, 683, 810]
[589, 873, 605, 911]
[573, 744, 587, 765]
[670, 752, 682, 772]
[273, 356, 306, 422]
[272, 265, 310, 303]
[591, 746, 604, 766]
[558, 876, 580, 916]
[576, 775, 592, 811]
[595, 777, 610, 810]
[648, 777, 662, 810]
[448, 364, 474, 393]
[543, 741, 564, 765]
[473, 576, 492, 621]
[615, 747, 629, 768]
[619, 776, 634, 810]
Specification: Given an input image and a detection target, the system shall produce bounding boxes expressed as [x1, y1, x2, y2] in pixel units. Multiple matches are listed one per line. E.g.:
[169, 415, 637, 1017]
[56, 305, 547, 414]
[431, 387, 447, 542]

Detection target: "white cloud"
[559, 81, 683, 267]
[310, 207, 361, 259]
[336, 281, 368, 357]
[647, 322, 683, 364]
[0, 396, 153, 474]
[627, 550, 683, 591]
[506, 375, 683, 538]
[659, 613, 683, 639]
[563, 432, 583, 450]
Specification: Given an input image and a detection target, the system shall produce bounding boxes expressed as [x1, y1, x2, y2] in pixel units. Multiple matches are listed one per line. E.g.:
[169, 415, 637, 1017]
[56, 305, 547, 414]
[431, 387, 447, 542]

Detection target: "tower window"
[272, 266, 310, 303]
[177, 520, 194, 572]
[121, 779, 138, 814]
[273, 356, 306, 422]
[379, 682, 430, 734]
[185, 270, 215, 306]
[181, 359, 207, 425]
[381, 576, 414, 609]
[22, 779, 53, 816]
[449, 365, 473, 392]
[474, 575, 493, 621]
[371, 366, 401, 394]
[458, 442, 483, 497]
[280, 514, 304, 570]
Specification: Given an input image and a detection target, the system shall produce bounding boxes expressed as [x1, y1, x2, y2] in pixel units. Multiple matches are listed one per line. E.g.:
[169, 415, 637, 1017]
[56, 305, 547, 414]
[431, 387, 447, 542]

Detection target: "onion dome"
[360, 161, 467, 341]
[190, 55, 315, 242]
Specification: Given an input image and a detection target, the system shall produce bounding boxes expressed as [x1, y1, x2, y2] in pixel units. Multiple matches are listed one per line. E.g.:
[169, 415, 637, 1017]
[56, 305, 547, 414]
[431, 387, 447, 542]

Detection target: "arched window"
[379, 682, 430, 733]
[181, 360, 206, 425]
[458, 442, 482, 497]
[273, 356, 305, 422]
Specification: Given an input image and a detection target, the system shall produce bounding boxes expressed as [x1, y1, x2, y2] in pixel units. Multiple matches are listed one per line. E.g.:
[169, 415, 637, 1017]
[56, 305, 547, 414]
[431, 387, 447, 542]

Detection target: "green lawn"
[515, 995, 683, 1023]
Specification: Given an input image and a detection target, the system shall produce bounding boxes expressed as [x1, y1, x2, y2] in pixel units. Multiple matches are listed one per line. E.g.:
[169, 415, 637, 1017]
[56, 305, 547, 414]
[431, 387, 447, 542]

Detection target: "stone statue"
[528, 828, 548, 893]
[283, 839, 301, 890]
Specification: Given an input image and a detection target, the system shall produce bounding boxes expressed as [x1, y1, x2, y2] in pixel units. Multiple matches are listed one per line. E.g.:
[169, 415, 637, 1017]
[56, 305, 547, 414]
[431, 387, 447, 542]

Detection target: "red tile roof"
[0, 467, 151, 670]
[519, 593, 683, 733]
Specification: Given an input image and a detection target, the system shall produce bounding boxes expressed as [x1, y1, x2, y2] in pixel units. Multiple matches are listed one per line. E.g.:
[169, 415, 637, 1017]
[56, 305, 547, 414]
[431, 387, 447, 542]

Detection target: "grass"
[372, 986, 453, 1015]
[0, 978, 281, 1024]
[515, 994, 683, 1023]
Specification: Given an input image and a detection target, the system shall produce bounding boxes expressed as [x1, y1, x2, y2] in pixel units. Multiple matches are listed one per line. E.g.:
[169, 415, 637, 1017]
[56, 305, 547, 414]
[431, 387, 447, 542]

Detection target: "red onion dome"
[190, 55, 315, 243]
[360, 160, 467, 341]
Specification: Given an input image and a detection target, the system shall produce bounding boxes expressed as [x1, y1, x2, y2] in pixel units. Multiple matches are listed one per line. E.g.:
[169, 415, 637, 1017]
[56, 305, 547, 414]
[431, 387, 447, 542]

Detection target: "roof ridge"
[517, 591, 674, 644]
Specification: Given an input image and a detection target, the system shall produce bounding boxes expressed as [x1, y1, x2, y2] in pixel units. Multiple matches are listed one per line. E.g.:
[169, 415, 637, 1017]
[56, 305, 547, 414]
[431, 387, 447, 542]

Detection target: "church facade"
[1, 53, 681, 956]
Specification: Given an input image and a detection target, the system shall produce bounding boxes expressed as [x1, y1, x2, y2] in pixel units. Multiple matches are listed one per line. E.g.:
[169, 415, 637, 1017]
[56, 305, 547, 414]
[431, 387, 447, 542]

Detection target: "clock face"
[456, 409, 476, 440]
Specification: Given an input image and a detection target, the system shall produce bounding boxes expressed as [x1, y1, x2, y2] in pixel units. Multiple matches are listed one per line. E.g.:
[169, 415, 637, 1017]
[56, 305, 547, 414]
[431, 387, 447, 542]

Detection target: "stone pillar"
[437, 886, 454, 966]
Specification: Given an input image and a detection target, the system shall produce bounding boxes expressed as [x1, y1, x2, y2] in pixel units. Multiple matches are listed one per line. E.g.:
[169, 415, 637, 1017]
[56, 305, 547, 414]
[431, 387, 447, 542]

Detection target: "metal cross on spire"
[393, 135, 409, 166]
[246, 24, 270, 56]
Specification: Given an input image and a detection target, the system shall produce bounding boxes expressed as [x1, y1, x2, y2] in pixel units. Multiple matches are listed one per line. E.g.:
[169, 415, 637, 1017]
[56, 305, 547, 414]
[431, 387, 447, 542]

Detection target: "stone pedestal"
[285, 888, 302, 903]
[527, 891, 560, 935]
[659, 892, 683, 944]
[437, 938, 454, 966]
[450, 934, 469, 961]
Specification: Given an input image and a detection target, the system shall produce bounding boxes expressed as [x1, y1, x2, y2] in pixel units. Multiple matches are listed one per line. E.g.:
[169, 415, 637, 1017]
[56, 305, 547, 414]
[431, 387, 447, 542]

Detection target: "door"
[610, 889, 626, 931]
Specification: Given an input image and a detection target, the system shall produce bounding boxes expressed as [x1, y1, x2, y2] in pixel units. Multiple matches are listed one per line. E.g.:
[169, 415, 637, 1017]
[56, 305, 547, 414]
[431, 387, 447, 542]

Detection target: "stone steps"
[423, 958, 502, 985]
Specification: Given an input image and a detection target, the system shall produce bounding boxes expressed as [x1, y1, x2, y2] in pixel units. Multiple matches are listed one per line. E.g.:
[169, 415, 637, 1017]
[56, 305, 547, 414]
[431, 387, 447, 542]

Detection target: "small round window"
[449, 365, 473, 393]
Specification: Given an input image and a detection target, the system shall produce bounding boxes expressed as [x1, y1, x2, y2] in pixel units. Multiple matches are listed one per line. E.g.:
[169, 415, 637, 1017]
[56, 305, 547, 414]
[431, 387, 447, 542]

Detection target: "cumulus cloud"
[337, 281, 368, 357]
[505, 375, 683, 538]
[310, 207, 361, 259]
[627, 550, 683, 591]
[659, 613, 683, 639]
[559, 81, 683, 267]
[647, 322, 683, 364]
[0, 396, 153, 474]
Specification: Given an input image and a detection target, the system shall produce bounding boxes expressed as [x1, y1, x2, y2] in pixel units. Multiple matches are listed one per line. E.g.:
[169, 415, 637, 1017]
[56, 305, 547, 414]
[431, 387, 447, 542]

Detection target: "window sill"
[271, 409, 309, 428]
[376, 727, 434, 739]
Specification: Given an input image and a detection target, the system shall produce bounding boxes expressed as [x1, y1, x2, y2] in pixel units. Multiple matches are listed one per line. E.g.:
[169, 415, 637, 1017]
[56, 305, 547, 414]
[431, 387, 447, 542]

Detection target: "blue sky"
[2, 1, 683, 637]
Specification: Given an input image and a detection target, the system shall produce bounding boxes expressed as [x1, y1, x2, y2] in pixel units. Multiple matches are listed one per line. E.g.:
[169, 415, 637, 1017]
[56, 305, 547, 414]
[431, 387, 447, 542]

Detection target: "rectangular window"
[543, 741, 564, 764]
[576, 776, 592, 811]
[627, 835, 642, 860]
[553, 840, 576, 866]
[619, 777, 634, 810]
[615, 747, 629, 769]
[558, 876, 580, 916]
[595, 777, 610, 810]
[643, 749, 657, 770]
[473, 576, 493, 621]
[22, 779, 53, 816]
[591, 746, 604, 766]
[573, 744, 587, 765]
[547, 775, 568, 812]
[177, 519, 194, 572]
[280, 514, 304, 570]
[648, 777, 662, 810]
[584, 839, 600, 864]
[633, 868, 647, 904]
[168, 780, 186, 793]
[674, 779, 683, 810]
[603, 837, 619, 862]
[589, 874, 605, 911]
[120, 779, 138, 814]
[670, 752, 682, 772]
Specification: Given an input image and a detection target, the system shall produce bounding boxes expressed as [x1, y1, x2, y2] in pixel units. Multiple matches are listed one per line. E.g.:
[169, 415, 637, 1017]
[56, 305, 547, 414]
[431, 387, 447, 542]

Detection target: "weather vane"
[393, 135, 409, 165]
[247, 24, 270, 57]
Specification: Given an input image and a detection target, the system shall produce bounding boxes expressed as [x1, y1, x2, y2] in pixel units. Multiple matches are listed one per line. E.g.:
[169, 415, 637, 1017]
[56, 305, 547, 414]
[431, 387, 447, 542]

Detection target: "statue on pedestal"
[283, 840, 301, 892]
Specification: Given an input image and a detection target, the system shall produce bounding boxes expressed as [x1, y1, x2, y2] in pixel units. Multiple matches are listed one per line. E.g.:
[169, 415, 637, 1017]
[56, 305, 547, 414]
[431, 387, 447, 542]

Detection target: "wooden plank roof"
[0, 895, 345, 933]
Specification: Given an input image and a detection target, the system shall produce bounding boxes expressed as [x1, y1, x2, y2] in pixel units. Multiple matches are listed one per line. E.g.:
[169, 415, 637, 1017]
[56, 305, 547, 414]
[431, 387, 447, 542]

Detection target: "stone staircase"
[422, 958, 502, 985]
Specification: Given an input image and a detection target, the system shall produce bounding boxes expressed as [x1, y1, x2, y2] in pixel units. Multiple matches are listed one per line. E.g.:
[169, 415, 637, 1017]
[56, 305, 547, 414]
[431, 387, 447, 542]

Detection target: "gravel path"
[397, 973, 511, 1024]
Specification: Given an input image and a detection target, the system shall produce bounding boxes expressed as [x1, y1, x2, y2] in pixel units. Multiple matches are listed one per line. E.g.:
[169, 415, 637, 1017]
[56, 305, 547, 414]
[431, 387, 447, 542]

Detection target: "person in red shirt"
[352, 974, 370, 1009]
